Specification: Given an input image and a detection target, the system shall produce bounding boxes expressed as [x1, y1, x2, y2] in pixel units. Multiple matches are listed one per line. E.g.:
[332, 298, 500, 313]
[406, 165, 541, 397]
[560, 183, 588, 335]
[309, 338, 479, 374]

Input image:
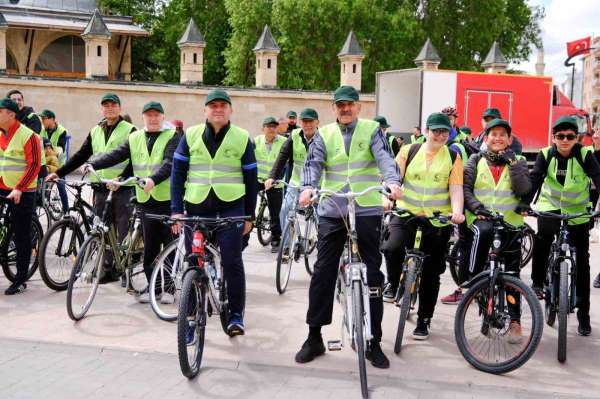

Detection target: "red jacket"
[0, 120, 41, 192]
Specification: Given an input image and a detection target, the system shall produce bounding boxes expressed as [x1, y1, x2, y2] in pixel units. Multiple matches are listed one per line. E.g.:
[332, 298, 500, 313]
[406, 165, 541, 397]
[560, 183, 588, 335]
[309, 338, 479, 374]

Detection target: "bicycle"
[38, 179, 98, 291]
[0, 195, 44, 283]
[66, 167, 146, 321]
[274, 180, 317, 294]
[317, 185, 388, 399]
[255, 180, 272, 246]
[454, 212, 543, 374]
[157, 215, 249, 378]
[528, 209, 598, 363]
[390, 208, 450, 354]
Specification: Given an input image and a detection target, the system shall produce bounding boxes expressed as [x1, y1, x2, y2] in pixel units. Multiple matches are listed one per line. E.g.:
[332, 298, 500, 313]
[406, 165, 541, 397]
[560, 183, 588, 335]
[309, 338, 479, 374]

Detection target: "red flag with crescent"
[567, 37, 591, 57]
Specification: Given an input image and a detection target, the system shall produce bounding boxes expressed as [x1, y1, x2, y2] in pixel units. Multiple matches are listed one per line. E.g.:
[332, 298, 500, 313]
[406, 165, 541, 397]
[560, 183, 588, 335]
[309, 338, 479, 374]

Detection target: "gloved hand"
[475, 207, 494, 218]
[499, 149, 516, 165]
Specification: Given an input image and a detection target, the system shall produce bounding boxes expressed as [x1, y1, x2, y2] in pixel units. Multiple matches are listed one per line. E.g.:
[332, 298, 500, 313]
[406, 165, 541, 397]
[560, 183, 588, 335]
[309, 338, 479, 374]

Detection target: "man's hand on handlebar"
[264, 178, 274, 191]
[106, 177, 120, 192]
[299, 188, 313, 207]
[171, 213, 184, 235]
[6, 189, 22, 204]
[450, 212, 465, 224]
[243, 221, 253, 235]
[475, 207, 494, 220]
[386, 183, 403, 200]
[45, 173, 59, 182]
[383, 197, 394, 211]
[143, 178, 154, 194]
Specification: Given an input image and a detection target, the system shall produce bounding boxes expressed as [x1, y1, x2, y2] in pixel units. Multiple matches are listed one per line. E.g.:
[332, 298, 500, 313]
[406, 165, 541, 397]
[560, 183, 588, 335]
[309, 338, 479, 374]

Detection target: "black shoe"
[99, 272, 120, 285]
[382, 283, 397, 303]
[531, 285, 544, 300]
[5, 282, 27, 295]
[594, 273, 600, 289]
[577, 311, 592, 336]
[365, 342, 390, 369]
[413, 317, 430, 340]
[294, 337, 325, 363]
[271, 239, 281, 253]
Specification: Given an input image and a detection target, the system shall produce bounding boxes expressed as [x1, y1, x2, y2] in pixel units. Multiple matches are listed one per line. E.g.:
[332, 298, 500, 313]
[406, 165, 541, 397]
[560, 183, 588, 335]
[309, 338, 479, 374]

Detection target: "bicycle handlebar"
[84, 165, 145, 188]
[273, 180, 300, 190]
[145, 213, 250, 227]
[388, 207, 450, 224]
[527, 209, 600, 221]
[312, 185, 390, 202]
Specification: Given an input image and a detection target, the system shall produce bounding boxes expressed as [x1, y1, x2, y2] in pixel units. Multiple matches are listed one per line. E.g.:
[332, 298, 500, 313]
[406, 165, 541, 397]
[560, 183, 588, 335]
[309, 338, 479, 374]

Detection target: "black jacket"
[17, 106, 41, 134]
[268, 130, 312, 181]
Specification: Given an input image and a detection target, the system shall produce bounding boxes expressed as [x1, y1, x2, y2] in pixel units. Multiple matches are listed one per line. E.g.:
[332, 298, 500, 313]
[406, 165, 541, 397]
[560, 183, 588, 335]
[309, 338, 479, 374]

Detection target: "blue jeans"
[280, 187, 299, 247]
[57, 180, 69, 212]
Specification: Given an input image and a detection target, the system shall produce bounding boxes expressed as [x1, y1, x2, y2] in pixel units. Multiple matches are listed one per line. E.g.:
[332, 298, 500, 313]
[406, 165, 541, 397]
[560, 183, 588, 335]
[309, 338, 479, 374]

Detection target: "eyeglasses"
[554, 134, 577, 141]
[431, 129, 449, 136]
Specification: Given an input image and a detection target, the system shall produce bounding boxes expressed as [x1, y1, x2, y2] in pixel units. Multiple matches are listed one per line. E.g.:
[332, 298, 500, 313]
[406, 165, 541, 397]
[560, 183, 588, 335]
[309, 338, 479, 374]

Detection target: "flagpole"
[564, 45, 596, 102]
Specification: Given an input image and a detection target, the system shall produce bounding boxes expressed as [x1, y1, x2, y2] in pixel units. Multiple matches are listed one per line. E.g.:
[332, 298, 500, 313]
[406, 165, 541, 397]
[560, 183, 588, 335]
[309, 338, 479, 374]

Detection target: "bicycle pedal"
[327, 340, 343, 351]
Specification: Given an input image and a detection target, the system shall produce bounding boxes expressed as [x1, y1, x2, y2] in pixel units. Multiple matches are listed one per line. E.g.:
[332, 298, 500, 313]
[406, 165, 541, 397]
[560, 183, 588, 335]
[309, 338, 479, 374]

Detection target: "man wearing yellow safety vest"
[254, 116, 285, 252]
[295, 86, 402, 369]
[374, 115, 400, 156]
[85, 101, 179, 303]
[383, 112, 465, 340]
[170, 89, 256, 337]
[47, 93, 137, 283]
[0, 98, 42, 295]
[529, 116, 600, 337]
[264, 108, 319, 250]
[463, 118, 531, 343]
[40, 109, 69, 213]
[410, 125, 425, 144]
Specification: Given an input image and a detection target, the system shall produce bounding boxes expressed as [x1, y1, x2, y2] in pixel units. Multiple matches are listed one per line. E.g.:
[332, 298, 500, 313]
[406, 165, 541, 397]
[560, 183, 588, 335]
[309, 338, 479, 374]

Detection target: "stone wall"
[0, 76, 375, 150]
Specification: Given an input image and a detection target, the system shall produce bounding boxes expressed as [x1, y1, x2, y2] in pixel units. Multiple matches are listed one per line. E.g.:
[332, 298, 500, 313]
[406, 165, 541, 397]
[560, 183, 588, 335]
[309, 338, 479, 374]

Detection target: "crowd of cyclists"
[2, 84, 600, 372]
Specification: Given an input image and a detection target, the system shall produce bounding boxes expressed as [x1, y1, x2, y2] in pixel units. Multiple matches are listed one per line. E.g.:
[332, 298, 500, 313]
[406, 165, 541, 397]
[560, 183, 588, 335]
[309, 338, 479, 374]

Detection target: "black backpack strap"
[448, 146, 457, 164]
[405, 143, 422, 168]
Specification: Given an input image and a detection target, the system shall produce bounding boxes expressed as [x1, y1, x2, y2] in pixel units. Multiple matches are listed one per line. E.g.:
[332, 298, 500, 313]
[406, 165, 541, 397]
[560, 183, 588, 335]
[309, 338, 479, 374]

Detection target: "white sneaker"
[137, 291, 151, 303]
[160, 293, 175, 304]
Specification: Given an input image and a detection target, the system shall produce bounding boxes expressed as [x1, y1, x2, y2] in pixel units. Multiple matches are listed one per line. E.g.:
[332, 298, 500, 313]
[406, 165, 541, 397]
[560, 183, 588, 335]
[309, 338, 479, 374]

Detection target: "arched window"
[35, 35, 85, 74]
[6, 50, 17, 72]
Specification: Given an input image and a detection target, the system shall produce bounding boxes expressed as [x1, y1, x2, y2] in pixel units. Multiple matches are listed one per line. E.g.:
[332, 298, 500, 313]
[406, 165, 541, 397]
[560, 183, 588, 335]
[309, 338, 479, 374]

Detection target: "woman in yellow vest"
[253, 116, 285, 252]
[384, 112, 465, 340]
[463, 118, 531, 343]
[87, 101, 179, 303]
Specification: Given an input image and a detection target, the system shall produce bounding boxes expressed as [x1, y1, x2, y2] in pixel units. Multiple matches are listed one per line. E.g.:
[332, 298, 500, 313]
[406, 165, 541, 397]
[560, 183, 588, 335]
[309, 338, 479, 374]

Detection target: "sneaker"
[594, 273, 600, 289]
[136, 289, 151, 304]
[531, 285, 544, 300]
[440, 289, 463, 305]
[382, 283, 397, 303]
[4, 282, 27, 295]
[227, 313, 245, 336]
[294, 337, 325, 363]
[365, 342, 390, 369]
[186, 319, 196, 345]
[271, 239, 281, 254]
[412, 317, 430, 340]
[507, 321, 523, 344]
[577, 311, 592, 336]
[160, 292, 175, 304]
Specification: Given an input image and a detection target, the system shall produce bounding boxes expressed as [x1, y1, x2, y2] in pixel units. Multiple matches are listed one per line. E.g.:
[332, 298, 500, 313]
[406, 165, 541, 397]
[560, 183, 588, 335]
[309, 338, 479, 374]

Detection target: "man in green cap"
[40, 109, 69, 212]
[171, 88, 256, 337]
[410, 125, 425, 144]
[285, 110, 298, 136]
[254, 116, 285, 252]
[474, 108, 523, 154]
[47, 92, 136, 283]
[295, 86, 402, 369]
[0, 98, 42, 295]
[83, 101, 179, 302]
[265, 108, 320, 252]
[528, 115, 600, 337]
[374, 115, 400, 156]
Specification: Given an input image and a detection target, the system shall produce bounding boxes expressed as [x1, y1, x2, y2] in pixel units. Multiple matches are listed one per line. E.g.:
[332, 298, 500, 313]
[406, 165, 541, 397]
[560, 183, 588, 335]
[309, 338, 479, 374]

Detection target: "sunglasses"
[430, 129, 449, 136]
[554, 134, 577, 141]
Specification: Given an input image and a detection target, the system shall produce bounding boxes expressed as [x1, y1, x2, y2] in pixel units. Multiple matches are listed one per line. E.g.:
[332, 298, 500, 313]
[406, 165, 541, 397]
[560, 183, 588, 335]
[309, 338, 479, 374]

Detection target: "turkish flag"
[567, 37, 591, 57]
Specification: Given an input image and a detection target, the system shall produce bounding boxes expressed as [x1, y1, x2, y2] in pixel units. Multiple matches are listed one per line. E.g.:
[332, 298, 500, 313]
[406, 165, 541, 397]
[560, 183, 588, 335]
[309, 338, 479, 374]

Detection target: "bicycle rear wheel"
[66, 232, 104, 321]
[446, 241, 462, 286]
[352, 280, 368, 399]
[394, 258, 417, 354]
[558, 260, 569, 363]
[150, 239, 181, 322]
[276, 223, 295, 294]
[1, 217, 43, 283]
[38, 218, 84, 291]
[177, 269, 206, 378]
[256, 198, 271, 246]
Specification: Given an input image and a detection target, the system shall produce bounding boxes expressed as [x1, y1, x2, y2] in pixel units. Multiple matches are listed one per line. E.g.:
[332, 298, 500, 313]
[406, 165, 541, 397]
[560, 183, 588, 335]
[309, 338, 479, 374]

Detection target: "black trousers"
[258, 182, 282, 240]
[140, 201, 173, 284]
[306, 216, 385, 342]
[383, 216, 452, 320]
[532, 217, 591, 313]
[0, 189, 36, 285]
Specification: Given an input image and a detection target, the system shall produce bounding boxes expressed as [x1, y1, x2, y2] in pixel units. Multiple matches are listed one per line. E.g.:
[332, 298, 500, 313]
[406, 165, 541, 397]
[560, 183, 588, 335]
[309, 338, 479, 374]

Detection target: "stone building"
[582, 37, 600, 127]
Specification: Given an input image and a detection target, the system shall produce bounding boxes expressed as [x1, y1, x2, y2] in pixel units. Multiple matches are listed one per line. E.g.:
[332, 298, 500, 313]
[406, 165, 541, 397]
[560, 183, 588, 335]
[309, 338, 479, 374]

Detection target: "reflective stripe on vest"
[534, 146, 591, 225]
[0, 124, 37, 189]
[129, 129, 175, 203]
[254, 134, 285, 181]
[290, 128, 308, 186]
[320, 119, 381, 207]
[397, 144, 452, 226]
[410, 134, 425, 144]
[184, 123, 249, 204]
[90, 120, 135, 181]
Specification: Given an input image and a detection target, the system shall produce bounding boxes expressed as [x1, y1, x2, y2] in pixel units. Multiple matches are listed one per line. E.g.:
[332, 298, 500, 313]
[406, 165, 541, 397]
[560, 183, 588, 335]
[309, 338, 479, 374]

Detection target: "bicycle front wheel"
[558, 260, 569, 363]
[150, 239, 182, 322]
[454, 274, 543, 374]
[394, 259, 417, 354]
[352, 280, 368, 399]
[66, 232, 104, 321]
[39, 218, 84, 291]
[256, 198, 271, 246]
[276, 223, 295, 294]
[1, 217, 43, 283]
[177, 269, 206, 378]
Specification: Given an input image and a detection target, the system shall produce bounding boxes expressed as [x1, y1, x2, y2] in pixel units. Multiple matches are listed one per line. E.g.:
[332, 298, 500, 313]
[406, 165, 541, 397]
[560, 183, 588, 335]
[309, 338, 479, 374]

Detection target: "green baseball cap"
[286, 110, 297, 118]
[482, 108, 501, 119]
[205, 89, 231, 105]
[552, 116, 579, 133]
[262, 116, 278, 126]
[0, 98, 19, 114]
[333, 85, 359, 103]
[40, 109, 56, 119]
[426, 112, 452, 131]
[142, 101, 164, 114]
[460, 126, 472, 135]
[374, 115, 390, 128]
[101, 93, 121, 105]
[300, 108, 318, 120]
[485, 118, 512, 135]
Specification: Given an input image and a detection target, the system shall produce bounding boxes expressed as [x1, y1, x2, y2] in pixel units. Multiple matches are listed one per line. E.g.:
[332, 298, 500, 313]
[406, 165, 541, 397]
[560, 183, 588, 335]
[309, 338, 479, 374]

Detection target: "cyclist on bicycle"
[463, 118, 531, 342]
[295, 86, 402, 369]
[170, 89, 256, 337]
[383, 112, 464, 340]
[0, 98, 42, 295]
[254, 116, 285, 252]
[529, 116, 600, 336]
[83, 101, 180, 303]
[47, 93, 137, 284]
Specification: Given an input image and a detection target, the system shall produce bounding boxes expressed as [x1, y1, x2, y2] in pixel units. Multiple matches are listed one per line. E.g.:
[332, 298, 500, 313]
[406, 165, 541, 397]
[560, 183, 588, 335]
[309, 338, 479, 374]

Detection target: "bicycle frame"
[549, 219, 577, 313]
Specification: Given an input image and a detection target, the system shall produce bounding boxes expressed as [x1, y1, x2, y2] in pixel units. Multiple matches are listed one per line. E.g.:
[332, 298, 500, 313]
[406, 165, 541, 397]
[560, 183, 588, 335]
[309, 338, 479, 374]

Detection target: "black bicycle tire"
[352, 280, 368, 399]
[558, 260, 569, 363]
[305, 212, 318, 255]
[39, 218, 84, 291]
[276, 223, 294, 294]
[447, 241, 461, 286]
[520, 225, 534, 268]
[256, 198, 271, 247]
[1, 217, 43, 283]
[394, 259, 417, 354]
[219, 278, 229, 335]
[150, 239, 180, 322]
[177, 269, 206, 378]
[545, 277, 557, 327]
